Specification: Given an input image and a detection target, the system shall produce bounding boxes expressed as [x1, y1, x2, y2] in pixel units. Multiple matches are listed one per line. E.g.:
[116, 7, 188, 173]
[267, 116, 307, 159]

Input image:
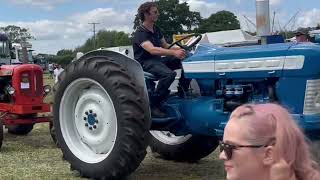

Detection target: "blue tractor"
[53, 34, 320, 179]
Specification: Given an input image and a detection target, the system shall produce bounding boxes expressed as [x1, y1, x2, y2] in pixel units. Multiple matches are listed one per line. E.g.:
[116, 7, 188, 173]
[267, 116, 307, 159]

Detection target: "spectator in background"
[48, 63, 54, 79]
[219, 103, 320, 180]
[295, 30, 310, 43]
[53, 64, 64, 83]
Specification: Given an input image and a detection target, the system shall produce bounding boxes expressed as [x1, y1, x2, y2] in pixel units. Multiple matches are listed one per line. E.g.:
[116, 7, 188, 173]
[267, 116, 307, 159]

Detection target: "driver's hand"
[173, 49, 186, 60]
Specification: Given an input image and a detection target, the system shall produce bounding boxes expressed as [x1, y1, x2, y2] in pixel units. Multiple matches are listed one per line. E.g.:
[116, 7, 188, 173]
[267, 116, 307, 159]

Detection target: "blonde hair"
[230, 103, 320, 180]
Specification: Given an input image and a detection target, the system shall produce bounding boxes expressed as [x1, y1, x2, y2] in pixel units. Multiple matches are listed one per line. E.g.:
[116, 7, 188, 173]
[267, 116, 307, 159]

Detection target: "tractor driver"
[133, 2, 189, 117]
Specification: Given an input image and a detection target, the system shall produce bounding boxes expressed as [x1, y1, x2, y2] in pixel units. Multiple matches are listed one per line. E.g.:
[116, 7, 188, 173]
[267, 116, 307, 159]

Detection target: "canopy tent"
[309, 30, 320, 37]
[200, 29, 259, 46]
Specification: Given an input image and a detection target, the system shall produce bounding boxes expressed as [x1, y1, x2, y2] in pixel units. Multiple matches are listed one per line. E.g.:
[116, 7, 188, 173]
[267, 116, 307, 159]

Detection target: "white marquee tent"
[200, 29, 259, 46]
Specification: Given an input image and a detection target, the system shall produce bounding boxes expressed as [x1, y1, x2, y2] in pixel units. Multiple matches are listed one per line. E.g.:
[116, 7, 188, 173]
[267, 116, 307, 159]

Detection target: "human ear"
[263, 146, 274, 166]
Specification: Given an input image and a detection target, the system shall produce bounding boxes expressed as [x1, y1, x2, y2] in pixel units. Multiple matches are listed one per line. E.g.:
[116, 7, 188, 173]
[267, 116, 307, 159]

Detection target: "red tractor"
[0, 33, 54, 148]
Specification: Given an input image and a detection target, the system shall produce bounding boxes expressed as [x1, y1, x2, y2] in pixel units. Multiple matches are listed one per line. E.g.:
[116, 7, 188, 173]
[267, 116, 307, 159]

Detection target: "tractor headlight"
[44, 85, 51, 94]
[7, 86, 15, 95]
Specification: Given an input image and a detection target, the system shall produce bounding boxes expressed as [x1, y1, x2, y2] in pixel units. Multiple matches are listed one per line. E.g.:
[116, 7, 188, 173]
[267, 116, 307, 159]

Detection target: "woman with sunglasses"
[219, 103, 320, 180]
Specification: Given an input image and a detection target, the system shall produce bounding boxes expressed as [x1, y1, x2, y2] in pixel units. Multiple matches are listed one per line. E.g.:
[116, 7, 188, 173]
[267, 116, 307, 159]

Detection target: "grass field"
[0, 123, 226, 180]
[1, 73, 320, 180]
[0, 73, 226, 180]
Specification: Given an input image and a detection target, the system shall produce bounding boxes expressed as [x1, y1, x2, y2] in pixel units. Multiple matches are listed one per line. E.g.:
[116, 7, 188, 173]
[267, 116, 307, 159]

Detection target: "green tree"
[76, 30, 131, 53]
[133, 0, 202, 42]
[56, 49, 73, 56]
[114, 31, 131, 46]
[51, 49, 74, 66]
[0, 25, 34, 43]
[197, 11, 240, 33]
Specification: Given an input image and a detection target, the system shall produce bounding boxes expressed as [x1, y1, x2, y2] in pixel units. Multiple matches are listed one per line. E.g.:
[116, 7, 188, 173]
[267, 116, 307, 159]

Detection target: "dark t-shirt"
[133, 25, 164, 63]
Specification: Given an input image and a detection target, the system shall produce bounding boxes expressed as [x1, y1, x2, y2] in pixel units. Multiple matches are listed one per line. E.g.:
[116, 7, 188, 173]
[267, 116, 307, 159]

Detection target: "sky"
[0, 0, 319, 55]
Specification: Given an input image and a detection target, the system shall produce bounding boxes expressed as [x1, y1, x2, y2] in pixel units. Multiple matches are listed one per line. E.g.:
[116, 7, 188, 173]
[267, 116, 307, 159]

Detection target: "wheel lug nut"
[83, 117, 87, 121]
[85, 111, 89, 115]
[95, 120, 99, 124]
[93, 125, 97, 129]
[89, 110, 93, 113]
[85, 123, 88, 127]
[89, 127, 93, 130]
[93, 113, 97, 117]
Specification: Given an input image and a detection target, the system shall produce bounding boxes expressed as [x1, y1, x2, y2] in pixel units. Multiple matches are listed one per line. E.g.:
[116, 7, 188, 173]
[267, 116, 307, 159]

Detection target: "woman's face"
[219, 118, 268, 180]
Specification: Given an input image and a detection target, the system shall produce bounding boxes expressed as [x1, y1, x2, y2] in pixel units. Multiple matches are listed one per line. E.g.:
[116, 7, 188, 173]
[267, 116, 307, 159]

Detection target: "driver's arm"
[161, 38, 180, 50]
[160, 37, 170, 49]
[141, 40, 185, 59]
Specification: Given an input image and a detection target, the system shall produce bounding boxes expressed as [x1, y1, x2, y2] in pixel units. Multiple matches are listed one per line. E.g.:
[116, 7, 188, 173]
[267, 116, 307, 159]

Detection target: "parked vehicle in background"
[0, 33, 56, 148]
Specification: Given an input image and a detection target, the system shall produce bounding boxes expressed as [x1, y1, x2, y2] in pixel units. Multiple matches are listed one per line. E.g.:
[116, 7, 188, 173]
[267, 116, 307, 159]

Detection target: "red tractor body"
[0, 64, 52, 147]
[0, 64, 50, 115]
[0, 33, 54, 148]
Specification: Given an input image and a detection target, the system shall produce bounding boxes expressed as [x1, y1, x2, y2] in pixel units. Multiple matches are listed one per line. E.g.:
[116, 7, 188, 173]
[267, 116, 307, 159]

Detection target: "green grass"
[0, 74, 226, 180]
[0, 123, 226, 179]
[0, 123, 86, 180]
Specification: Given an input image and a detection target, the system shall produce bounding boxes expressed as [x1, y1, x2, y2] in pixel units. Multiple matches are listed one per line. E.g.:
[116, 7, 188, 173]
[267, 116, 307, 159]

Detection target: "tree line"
[54, 0, 241, 65]
[1, 0, 320, 66]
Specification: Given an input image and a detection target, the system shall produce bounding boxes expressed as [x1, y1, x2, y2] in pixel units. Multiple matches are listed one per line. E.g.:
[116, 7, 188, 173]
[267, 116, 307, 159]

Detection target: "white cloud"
[270, 0, 283, 6]
[180, 0, 226, 18]
[236, 11, 257, 32]
[0, 7, 136, 54]
[296, 9, 320, 28]
[9, 0, 69, 11]
[70, 8, 135, 32]
[233, 0, 283, 6]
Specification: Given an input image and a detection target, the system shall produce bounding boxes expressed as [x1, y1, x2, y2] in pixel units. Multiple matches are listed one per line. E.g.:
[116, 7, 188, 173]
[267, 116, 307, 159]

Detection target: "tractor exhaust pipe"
[256, 0, 271, 36]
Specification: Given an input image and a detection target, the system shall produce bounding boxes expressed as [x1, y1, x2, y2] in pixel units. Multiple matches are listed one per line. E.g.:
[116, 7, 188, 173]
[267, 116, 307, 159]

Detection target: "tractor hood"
[0, 64, 43, 76]
[183, 42, 320, 78]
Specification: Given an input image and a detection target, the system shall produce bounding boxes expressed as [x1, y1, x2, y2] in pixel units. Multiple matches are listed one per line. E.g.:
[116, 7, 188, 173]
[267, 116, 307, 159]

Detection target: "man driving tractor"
[133, 1, 189, 117]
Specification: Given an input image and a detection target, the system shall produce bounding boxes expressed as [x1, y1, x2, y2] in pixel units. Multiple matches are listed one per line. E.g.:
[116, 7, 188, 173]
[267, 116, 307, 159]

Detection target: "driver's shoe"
[151, 107, 166, 118]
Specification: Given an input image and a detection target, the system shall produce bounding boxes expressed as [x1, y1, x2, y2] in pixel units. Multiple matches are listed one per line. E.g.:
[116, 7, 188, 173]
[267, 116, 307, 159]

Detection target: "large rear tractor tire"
[149, 131, 219, 162]
[49, 121, 59, 147]
[53, 55, 150, 179]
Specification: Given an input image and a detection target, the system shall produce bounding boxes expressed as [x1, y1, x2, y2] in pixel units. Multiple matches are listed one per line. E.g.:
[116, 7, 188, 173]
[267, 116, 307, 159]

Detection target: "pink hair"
[229, 103, 320, 180]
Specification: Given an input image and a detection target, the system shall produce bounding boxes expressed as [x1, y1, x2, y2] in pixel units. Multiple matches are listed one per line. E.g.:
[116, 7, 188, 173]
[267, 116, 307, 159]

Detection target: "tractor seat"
[144, 71, 158, 81]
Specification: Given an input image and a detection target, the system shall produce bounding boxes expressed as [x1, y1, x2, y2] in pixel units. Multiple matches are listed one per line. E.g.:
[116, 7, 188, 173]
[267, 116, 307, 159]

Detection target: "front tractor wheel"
[149, 131, 219, 162]
[54, 56, 150, 179]
[6, 114, 36, 135]
[7, 124, 34, 135]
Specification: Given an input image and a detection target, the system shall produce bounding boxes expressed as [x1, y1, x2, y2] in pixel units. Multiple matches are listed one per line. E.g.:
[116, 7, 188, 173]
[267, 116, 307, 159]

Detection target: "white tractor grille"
[304, 79, 320, 115]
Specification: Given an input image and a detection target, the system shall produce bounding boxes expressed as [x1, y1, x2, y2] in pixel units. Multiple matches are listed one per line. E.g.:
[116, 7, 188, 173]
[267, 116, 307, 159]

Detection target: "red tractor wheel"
[7, 124, 34, 135]
[6, 114, 35, 135]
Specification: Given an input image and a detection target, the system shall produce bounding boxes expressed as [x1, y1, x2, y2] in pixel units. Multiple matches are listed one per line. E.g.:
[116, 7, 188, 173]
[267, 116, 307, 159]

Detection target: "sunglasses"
[219, 141, 271, 160]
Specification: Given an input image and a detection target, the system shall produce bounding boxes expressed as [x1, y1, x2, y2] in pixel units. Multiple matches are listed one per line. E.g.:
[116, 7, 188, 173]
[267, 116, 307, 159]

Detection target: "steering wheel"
[168, 34, 202, 51]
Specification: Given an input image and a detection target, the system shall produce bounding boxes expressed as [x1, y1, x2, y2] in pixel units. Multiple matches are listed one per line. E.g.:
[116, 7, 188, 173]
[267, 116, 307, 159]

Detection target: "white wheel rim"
[150, 131, 192, 145]
[60, 78, 117, 163]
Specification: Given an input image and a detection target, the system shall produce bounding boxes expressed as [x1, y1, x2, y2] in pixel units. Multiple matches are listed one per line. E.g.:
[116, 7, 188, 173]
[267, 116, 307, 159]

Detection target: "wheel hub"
[84, 111, 98, 130]
[60, 78, 118, 163]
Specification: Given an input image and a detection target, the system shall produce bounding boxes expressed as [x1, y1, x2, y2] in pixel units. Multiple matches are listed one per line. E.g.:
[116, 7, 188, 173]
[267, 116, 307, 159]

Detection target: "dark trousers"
[142, 56, 190, 105]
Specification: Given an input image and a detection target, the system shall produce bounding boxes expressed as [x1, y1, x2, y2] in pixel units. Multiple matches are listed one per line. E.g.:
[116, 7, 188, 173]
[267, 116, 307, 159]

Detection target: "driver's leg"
[161, 57, 191, 97]
[143, 59, 176, 102]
